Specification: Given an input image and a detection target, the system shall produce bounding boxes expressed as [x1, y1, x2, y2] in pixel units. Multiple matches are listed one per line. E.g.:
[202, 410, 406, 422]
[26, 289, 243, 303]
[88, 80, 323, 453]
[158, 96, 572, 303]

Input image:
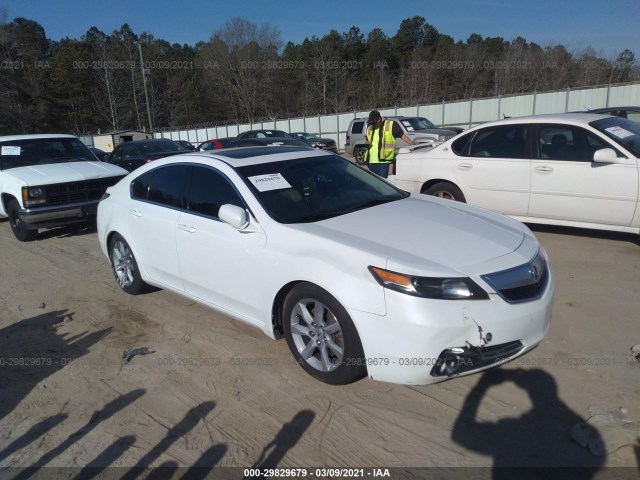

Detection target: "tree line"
[0, 13, 637, 136]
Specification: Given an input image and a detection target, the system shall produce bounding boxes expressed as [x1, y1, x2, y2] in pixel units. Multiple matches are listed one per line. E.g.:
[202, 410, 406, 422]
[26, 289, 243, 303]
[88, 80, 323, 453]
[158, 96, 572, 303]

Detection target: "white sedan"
[97, 146, 554, 385]
[393, 113, 640, 234]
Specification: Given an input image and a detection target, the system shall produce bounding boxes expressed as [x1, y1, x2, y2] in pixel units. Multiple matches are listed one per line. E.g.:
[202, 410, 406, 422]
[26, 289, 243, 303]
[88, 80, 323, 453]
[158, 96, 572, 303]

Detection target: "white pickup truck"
[0, 134, 128, 241]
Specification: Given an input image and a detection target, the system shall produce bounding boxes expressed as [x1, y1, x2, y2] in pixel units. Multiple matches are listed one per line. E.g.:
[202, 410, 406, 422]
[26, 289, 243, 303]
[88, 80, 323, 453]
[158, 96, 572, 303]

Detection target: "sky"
[3, 0, 639, 59]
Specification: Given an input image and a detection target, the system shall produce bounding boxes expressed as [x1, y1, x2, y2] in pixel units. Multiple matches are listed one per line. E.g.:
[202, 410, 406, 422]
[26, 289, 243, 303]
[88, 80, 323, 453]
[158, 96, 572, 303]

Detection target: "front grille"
[500, 270, 548, 302]
[42, 176, 125, 206]
[481, 250, 549, 304]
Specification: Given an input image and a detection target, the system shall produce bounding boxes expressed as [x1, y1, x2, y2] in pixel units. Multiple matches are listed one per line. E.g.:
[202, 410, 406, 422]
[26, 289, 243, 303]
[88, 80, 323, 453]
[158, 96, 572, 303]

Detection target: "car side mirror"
[593, 148, 624, 164]
[219, 204, 249, 230]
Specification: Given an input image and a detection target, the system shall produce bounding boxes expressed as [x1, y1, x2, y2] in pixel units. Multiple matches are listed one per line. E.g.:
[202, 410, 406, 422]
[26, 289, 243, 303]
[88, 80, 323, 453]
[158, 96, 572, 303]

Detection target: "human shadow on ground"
[12, 389, 146, 480]
[251, 410, 316, 470]
[120, 401, 217, 480]
[0, 310, 112, 422]
[451, 368, 605, 480]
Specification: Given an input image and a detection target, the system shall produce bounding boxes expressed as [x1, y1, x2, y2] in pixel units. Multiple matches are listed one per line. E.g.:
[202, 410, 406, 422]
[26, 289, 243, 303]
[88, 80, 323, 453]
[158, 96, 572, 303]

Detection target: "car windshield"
[237, 155, 408, 223]
[591, 117, 640, 157]
[404, 117, 438, 130]
[298, 133, 318, 140]
[0, 137, 96, 170]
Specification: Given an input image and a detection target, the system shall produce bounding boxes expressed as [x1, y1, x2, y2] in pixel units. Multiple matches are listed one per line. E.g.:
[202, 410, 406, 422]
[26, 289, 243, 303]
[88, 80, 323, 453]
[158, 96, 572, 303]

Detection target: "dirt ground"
[0, 215, 639, 479]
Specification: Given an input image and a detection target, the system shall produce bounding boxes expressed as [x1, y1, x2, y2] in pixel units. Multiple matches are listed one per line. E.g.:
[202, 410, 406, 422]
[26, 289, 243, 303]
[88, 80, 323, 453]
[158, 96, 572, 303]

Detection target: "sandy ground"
[0, 216, 639, 479]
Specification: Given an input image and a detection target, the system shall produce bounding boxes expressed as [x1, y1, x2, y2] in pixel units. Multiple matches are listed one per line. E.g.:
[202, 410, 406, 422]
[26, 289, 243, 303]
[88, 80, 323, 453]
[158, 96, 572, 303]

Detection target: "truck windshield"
[0, 138, 96, 170]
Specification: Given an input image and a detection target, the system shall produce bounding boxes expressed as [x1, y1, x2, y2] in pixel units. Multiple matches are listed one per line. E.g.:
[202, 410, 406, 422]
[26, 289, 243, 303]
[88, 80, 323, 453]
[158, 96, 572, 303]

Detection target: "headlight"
[29, 187, 45, 198]
[368, 266, 488, 300]
[438, 134, 447, 142]
[22, 186, 47, 206]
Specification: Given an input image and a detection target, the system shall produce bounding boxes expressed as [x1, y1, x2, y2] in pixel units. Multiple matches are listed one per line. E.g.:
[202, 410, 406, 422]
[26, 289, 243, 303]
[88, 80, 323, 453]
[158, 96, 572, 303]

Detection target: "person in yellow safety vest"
[364, 110, 414, 178]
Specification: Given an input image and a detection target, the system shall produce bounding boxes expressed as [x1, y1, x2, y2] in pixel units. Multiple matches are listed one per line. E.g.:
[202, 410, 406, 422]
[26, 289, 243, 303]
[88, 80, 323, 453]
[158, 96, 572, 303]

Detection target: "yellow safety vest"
[366, 120, 396, 163]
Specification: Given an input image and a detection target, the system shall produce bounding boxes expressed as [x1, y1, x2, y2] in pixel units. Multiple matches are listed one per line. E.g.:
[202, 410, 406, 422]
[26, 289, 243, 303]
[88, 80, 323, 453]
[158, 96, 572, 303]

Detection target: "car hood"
[290, 195, 526, 275]
[3, 161, 128, 186]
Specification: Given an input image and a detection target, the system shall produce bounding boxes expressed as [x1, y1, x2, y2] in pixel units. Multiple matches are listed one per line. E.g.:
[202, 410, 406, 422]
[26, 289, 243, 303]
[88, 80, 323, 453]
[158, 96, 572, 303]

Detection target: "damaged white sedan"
[97, 146, 554, 385]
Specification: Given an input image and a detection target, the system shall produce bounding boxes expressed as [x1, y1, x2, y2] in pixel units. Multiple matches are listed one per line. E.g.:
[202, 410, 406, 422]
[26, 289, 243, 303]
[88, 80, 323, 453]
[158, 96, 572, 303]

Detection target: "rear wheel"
[8, 199, 37, 242]
[283, 283, 366, 385]
[109, 233, 147, 295]
[423, 182, 465, 202]
[354, 146, 367, 165]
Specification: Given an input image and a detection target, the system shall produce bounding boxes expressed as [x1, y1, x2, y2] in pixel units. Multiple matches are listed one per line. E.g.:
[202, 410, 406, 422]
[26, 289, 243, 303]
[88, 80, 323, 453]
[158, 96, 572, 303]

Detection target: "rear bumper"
[19, 200, 99, 229]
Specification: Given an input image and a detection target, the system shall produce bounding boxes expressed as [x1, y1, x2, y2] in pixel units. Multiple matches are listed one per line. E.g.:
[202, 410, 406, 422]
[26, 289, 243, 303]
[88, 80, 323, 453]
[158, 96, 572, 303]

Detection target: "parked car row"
[196, 129, 338, 153]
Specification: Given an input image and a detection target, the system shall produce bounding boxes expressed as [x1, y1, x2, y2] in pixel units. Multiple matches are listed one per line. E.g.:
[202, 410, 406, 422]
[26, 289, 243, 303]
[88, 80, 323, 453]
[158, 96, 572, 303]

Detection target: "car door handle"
[178, 224, 197, 233]
[535, 166, 554, 173]
[129, 209, 142, 217]
[457, 163, 473, 170]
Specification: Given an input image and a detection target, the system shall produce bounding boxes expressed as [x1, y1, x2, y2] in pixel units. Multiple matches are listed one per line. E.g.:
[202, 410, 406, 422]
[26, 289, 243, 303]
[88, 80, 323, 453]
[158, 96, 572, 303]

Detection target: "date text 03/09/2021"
[243, 468, 391, 477]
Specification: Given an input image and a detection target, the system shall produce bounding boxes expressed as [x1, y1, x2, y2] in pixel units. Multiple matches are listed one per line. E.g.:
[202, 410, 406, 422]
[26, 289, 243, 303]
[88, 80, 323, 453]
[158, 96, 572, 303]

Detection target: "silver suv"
[345, 116, 458, 164]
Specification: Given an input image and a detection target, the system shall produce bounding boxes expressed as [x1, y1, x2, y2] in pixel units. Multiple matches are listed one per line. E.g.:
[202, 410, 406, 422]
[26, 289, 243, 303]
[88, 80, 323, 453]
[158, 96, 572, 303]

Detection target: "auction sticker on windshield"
[605, 126, 634, 139]
[1, 146, 21, 155]
[248, 173, 292, 192]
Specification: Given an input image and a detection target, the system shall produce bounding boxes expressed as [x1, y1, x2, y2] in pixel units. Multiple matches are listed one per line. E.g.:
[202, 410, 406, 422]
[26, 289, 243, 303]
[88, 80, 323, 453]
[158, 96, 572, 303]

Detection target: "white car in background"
[97, 146, 554, 386]
[393, 113, 640, 234]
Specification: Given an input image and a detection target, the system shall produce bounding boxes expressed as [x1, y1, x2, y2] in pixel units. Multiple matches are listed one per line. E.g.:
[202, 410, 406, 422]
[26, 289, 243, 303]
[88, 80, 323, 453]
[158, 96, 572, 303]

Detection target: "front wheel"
[8, 199, 37, 242]
[109, 233, 148, 295]
[283, 283, 366, 385]
[354, 146, 367, 165]
[422, 182, 466, 202]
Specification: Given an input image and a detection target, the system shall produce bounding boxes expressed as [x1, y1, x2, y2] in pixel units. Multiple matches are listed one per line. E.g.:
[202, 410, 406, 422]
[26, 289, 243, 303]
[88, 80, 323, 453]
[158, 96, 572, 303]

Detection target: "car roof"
[0, 134, 78, 142]
[116, 138, 177, 146]
[142, 146, 333, 169]
[589, 106, 639, 112]
[459, 113, 615, 131]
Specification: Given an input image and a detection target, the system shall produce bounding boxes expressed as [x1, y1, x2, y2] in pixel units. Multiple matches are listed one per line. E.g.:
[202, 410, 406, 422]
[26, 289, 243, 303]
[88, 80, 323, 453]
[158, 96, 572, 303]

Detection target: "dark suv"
[345, 116, 458, 164]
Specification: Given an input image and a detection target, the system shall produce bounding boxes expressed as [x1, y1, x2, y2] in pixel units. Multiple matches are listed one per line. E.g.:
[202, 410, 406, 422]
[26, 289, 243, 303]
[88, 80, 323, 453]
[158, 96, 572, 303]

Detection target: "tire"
[283, 283, 366, 385]
[7, 199, 37, 242]
[109, 233, 148, 295]
[423, 182, 466, 202]
[354, 146, 367, 165]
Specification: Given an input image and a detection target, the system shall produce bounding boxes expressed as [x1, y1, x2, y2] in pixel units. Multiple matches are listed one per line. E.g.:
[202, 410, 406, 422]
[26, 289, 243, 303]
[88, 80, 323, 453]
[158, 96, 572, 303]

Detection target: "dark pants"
[368, 162, 390, 178]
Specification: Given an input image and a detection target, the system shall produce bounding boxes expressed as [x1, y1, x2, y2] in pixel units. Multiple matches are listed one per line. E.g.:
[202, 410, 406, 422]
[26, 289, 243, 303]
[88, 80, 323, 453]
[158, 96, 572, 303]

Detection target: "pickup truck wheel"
[354, 146, 367, 165]
[8, 199, 37, 242]
[109, 233, 147, 295]
[423, 182, 466, 202]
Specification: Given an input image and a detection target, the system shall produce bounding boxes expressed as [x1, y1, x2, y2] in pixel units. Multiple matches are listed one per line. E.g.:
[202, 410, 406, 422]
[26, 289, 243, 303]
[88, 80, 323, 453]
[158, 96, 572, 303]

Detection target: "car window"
[131, 171, 152, 200]
[124, 145, 137, 157]
[538, 124, 613, 161]
[187, 166, 245, 218]
[350, 121, 364, 135]
[468, 125, 528, 159]
[146, 165, 189, 208]
[627, 112, 640, 122]
[451, 132, 473, 155]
